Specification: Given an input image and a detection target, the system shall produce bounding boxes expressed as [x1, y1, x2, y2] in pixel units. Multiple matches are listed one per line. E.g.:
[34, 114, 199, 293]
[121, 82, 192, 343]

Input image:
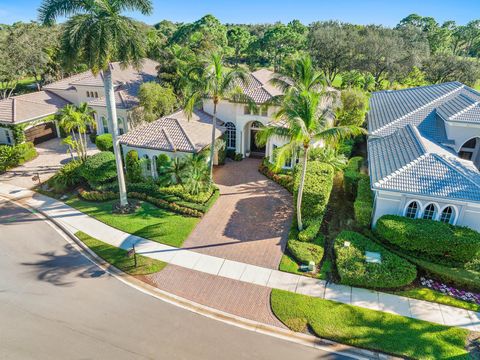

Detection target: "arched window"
[422, 203, 436, 220]
[440, 206, 454, 224]
[405, 201, 419, 219]
[225, 122, 236, 149]
[143, 154, 151, 171]
[95, 92, 99, 98]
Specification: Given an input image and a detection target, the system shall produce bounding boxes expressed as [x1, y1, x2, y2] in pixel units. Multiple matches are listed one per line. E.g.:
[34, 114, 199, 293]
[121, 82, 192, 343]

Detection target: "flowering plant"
[420, 277, 480, 305]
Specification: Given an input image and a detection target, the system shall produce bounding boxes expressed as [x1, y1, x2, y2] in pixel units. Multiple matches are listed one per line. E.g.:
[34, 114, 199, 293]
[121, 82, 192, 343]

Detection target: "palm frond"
[38, 0, 87, 25]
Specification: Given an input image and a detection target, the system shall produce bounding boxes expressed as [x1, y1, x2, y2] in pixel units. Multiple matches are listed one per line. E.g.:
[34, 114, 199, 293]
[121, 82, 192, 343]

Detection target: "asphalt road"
[0, 200, 355, 360]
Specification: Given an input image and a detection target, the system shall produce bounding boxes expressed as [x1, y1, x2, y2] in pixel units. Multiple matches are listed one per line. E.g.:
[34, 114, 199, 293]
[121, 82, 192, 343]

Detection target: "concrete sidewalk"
[1, 183, 479, 332]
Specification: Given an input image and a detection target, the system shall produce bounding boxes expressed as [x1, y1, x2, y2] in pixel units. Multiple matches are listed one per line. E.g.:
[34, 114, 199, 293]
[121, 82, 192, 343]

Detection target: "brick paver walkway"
[183, 158, 293, 269]
[142, 264, 285, 328]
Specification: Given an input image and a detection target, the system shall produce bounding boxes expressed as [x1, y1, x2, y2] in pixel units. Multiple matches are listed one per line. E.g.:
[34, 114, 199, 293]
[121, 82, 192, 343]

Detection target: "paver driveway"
[0, 138, 97, 189]
[183, 158, 293, 269]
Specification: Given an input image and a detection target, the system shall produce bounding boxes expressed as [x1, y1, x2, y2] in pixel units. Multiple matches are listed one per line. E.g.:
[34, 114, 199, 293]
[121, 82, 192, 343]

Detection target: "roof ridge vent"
[372, 84, 464, 135]
[449, 99, 480, 120]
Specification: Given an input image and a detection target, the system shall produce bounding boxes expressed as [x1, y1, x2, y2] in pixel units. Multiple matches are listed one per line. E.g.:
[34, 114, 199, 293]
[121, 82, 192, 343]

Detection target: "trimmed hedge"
[334, 231, 417, 289]
[294, 161, 334, 242]
[128, 192, 203, 217]
[287, 239, 324, 265]
[95, 134, 113, 152]
[79, 189, 117, 201]
[159, 184, 215, 204]
[375, 215, 480, 265]
[353, 175, 373, 227]
[258, 159, 294, 193]
[80, 151, 117, 186]
[343, 156, 363, 196]
[126, 150, 143, 183]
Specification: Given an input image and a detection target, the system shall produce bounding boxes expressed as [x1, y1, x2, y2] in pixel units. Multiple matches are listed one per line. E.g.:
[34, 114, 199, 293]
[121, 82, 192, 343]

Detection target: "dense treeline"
[1, 13, 480, 99]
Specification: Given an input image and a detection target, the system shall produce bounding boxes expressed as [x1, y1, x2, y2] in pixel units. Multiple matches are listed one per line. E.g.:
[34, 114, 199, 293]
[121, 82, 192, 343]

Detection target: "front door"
[250, 129, 265, 155]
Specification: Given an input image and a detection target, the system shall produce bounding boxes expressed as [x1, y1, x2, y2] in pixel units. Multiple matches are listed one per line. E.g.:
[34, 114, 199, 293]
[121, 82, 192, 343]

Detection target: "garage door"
[25, 122, 57, 145]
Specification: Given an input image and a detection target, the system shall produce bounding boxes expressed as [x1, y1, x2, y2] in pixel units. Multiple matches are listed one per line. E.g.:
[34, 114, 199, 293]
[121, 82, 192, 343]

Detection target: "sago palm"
[39, 0, 153, 207]
[257, 89, 365, 231]
[184, 52, 253, 181]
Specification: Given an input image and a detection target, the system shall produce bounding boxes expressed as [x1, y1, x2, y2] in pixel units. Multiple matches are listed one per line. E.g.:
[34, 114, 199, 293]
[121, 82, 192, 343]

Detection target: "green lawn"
[66, 197, 199, 247]
[76, 231, 166, 275]
[271, 289, 470, 359]
[279, 252, 328, 280]
[394, 287, 480, 313]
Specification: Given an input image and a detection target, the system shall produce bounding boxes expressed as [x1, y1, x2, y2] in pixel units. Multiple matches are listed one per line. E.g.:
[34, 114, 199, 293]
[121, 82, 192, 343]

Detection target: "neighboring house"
[0, 59, 159, 147]
[44, 59, 158, 136]
[368, 82, 480, 232]
[118, 109, 223, 178]
[0, 91, 69, 145]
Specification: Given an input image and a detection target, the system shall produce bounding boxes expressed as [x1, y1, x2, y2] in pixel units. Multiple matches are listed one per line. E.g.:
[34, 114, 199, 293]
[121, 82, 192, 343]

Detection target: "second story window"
[95, 92, 99, 98]
[86, 91, 90, 98]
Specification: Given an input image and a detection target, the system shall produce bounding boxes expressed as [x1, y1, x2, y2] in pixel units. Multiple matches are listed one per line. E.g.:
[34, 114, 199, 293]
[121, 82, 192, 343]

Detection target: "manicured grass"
[66, 197, 199, 247]
[271, 289, 470, 359]
[394, 287, 480, 312]
[76, 231, 166, 275]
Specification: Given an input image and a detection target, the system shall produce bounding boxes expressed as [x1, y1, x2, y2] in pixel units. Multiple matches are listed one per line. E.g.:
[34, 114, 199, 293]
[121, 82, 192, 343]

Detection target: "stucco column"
[151, 157, 156, 179]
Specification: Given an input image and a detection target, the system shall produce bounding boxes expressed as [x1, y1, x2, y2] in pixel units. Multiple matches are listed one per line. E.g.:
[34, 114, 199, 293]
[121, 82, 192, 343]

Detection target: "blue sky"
[1, 0, 480, 26]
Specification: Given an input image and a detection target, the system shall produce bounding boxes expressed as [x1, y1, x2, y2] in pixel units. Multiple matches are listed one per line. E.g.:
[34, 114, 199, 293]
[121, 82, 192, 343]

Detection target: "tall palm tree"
[184, 52, 253, 180]
[257, 90, 365, 231]
[39, 0, 153, 207]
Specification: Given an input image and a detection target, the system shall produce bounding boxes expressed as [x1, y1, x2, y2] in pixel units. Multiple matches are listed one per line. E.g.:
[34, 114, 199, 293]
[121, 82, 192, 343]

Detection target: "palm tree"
[184, 52, 253, 181]
[257, 90, 365, 231]
[39, 0, 153, 207]
[57, 104, 89, 161]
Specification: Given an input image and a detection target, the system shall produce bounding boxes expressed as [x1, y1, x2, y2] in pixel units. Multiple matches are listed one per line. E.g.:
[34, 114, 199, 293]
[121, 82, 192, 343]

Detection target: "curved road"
[0, 201, 353, 360]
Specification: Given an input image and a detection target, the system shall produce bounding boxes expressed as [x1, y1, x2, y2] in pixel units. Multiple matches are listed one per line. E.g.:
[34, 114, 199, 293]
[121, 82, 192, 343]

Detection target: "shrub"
[80, 151, 117, 186]
[0, 145, 19, 172]
[334, 231, 417, 289]
[343, 156, 363, 196]
[128, 192, 203, 217]
[353, 175, 373, 227]
[159, 184, 215, 204]
[375, 215, 480, 265]
[294, 161, 334, 241]
[337, 138, 355, 158]
[298, 220, 321, 242]
[16, 142, 37, 164]
[95, 134, 113, 152]
[0, 142, 37, 173]
[287, 239, 324, 265]
[48, 160, 84, 192]
[125, 150, 143, 183]
[234, 153, 243, 161]
[258, 160, 294, 193]
[78, 189, 117, 201]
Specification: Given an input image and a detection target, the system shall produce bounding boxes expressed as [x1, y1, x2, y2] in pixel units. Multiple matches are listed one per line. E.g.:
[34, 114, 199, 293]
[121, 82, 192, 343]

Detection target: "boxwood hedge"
[294, 161, 334, 242]
[95, 134, 113, 152]
[343, 156, 363, 196]
[353, 175, 373, 227]
[80, 151, 117, 186]
[375, 215, 480, 265]
[287, 239, 324, 265]
[334, 231, 417, 289]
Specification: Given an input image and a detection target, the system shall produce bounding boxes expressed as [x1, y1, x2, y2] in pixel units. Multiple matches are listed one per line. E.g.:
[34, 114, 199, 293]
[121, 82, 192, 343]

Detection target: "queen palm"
[39, 0, 153, 207]
[257, 90, 365, 231]
[184, 52, 253, 180]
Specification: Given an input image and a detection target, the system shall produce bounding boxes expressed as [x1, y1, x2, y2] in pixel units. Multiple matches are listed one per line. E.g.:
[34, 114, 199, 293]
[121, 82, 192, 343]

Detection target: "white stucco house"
[368, 82, 480, 232]
[0, 59, 159, 146]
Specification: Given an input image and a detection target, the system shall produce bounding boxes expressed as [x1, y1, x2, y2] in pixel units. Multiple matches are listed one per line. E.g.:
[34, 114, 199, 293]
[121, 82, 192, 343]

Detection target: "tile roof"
[0, 90, 70, 124]
[118, 109, 223, 153]
[374, 153, 480, 201]
[233, 69, 283, 104]
[87, 83, 140, 109]
[44, 59, 158, 91]
[367, 82, 480, 202]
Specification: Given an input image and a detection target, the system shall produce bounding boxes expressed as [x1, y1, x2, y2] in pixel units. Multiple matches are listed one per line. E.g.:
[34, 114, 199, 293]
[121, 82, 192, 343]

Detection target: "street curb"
[1, 194, 399, 360]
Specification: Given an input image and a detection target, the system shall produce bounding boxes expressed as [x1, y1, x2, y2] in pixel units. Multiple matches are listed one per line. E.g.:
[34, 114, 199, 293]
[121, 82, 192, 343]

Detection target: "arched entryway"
[246, 121, 265, 157]
[458, 137, 480, 169]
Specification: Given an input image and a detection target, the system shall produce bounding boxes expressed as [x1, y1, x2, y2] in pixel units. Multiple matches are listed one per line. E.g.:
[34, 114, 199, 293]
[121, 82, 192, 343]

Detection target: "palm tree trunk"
[297, 145, 309, 231]
[208, 102, 217, 181]
[70, 130, 80, 160]
[103, 66, 128, 207]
